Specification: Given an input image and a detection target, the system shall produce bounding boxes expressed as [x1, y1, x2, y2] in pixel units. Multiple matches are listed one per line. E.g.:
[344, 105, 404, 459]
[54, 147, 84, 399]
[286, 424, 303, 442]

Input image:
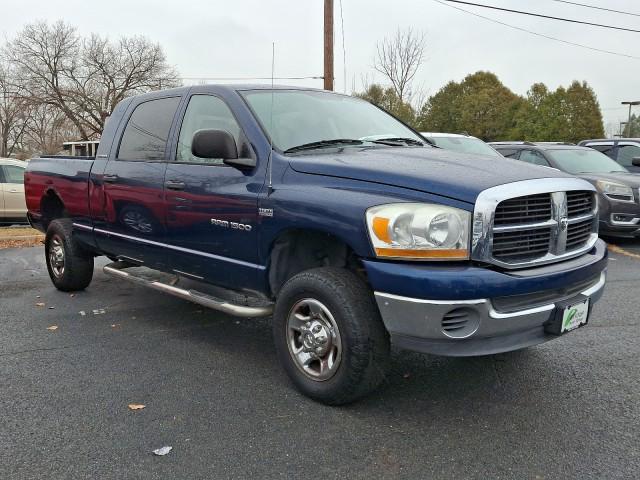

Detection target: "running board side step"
[103, 263, 273, 318]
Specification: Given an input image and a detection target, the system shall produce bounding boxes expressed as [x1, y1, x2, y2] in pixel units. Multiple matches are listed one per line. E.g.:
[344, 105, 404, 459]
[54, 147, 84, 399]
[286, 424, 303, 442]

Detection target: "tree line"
[357, 71, 605, 143]
[0, 20, 178, 158]
[0, 22, 607, 158]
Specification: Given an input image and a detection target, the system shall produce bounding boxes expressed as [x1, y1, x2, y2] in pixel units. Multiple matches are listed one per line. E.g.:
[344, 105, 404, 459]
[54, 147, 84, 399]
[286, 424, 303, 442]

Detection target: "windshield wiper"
[283, 139, 364, 154]
[368, 137, 426, 147]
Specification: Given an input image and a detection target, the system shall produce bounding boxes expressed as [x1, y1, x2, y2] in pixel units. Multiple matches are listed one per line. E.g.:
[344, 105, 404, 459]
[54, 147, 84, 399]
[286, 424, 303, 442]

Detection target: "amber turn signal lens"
[372, 217, 391, 243]
[374, 248, 469, 259]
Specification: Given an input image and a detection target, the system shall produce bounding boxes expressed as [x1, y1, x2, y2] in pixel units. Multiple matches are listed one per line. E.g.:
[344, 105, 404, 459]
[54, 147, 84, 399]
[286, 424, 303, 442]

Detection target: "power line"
[181, 76, 323, 81]
[444, 0, 640, 33]
[433, 0, 640, 60]
[547, 0, 640, 18]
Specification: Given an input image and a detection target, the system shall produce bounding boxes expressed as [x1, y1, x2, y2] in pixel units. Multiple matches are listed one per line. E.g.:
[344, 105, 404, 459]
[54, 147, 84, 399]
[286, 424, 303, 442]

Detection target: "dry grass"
[0, 226, 44, 249]
[0, 226, 40, 237]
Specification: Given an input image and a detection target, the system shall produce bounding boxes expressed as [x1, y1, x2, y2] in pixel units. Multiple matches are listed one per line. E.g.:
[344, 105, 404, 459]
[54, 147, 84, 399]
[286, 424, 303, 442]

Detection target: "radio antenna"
[267, 42, 275, 194]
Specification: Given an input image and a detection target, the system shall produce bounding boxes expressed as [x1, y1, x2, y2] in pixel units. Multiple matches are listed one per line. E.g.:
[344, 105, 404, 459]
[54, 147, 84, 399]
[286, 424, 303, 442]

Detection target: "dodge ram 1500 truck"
[25, 85, 608, 404]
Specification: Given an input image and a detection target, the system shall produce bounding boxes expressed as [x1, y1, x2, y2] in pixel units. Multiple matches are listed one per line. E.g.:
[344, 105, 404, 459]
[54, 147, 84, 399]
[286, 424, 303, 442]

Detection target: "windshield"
[427, 136, 502, 157]
[241, 90, 425, 152]
[547, 149, 629, 174]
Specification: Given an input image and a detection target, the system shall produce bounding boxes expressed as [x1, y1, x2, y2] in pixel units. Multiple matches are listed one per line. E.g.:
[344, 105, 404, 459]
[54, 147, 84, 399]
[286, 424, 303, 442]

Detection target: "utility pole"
[621, 101, 640, 137]
[324, 0, 334, 91]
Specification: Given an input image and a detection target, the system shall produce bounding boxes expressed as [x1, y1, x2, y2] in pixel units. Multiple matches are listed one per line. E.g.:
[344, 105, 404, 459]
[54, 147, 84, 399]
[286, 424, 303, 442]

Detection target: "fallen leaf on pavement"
[79, 311, 86, 316]
[128, 404, 145, 411]
[48, 306, 55, 310]
[152, 446, 172, 456]
[36, 302, 45, 307]
[46, 325, 58, 331]
[92, 309, 106, 315]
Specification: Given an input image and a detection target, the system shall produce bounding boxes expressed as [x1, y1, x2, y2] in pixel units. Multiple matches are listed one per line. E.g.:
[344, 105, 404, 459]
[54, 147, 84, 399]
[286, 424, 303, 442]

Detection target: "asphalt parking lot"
[1, 242, 639, 480]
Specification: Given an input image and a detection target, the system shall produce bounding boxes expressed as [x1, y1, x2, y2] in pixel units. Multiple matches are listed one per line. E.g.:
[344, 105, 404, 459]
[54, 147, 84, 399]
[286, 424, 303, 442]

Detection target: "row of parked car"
[421, 133, 640, 238]
[3, 135, 640, 238]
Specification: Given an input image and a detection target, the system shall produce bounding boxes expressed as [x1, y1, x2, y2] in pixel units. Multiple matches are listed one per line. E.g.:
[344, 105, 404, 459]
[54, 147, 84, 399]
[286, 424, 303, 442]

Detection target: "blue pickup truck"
[25, 85, 608, 404]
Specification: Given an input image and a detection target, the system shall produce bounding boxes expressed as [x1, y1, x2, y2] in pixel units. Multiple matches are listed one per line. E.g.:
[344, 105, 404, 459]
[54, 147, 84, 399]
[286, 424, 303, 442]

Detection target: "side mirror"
[191, 129, 256, 169]
[632, 157, 640, 167]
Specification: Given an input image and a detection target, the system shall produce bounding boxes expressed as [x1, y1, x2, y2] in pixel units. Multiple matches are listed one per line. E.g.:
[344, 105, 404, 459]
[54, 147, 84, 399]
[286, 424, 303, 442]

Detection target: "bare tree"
[23, 103, 78, 155]
[4, 21, 180, 140]
[374, 28, 426, 103]
[0, 63, 30, 157]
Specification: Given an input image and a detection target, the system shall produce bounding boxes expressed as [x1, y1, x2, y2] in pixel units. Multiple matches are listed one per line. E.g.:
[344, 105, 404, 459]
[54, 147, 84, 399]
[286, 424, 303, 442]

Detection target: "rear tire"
[45, 219, 94, 292]
[273, 267, 390, 405]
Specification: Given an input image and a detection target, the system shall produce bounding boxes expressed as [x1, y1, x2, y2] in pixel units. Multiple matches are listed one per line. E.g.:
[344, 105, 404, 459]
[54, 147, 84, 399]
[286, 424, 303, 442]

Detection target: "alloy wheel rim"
[49, 236, 65, 278]
[286, 298, 342, 381]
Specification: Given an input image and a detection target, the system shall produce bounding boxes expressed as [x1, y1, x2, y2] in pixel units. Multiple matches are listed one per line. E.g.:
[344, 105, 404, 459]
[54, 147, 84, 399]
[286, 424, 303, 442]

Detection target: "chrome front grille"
[472, 179, 599, 269]
[494, 193, 552, 226]
[567, 191, 594, 217]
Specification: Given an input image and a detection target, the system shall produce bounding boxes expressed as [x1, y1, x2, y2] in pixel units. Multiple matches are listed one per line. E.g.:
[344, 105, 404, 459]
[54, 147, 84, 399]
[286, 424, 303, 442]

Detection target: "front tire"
[273, 267, 390, 405]
[45, 219, 94, 291]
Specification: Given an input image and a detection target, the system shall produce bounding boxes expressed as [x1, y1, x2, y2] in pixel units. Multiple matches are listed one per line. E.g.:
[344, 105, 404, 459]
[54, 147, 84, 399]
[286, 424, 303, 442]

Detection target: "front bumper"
[365, 240, 608, 357]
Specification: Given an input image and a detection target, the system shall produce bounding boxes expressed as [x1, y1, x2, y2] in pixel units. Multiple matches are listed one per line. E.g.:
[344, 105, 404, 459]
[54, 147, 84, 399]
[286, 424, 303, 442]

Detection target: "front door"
[163, 93, 261, 289]
[95, 95, 182, 268]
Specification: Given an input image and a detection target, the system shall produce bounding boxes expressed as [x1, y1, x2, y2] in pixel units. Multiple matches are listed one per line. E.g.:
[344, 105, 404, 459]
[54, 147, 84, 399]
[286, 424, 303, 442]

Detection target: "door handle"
[103, 174, 119, 183]
[165, 180, 186, 191]
[9, 189, 18, 193]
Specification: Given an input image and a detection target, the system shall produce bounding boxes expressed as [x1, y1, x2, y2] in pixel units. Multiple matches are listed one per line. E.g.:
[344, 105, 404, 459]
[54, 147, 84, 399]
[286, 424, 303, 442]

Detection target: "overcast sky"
[2, 0, 638, 134]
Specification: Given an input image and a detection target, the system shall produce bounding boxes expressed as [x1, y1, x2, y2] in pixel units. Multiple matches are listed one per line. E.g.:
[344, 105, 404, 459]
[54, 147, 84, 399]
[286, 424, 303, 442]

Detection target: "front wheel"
[273, 267, 390, 405]
[45, 219, 94, 291]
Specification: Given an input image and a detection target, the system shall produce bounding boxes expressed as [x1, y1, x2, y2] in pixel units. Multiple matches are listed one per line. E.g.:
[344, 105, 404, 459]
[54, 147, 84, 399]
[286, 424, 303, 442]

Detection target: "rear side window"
[519, 150, 549, 166]
[498, 148, 519, 159]
[586, 143, 615, 158]
[2, 165, 25, 183]
[117, 97, 181, 161]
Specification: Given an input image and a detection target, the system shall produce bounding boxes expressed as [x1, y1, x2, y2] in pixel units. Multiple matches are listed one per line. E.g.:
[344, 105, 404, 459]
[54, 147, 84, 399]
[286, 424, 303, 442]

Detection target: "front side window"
[2, 165, 25, 183]
[118, 97, 181, 161]
[547, 149, 628, 174]
[242, 89, 424, 153]
[176, 95, 241, 164]
[617, 144, 640, 167]
[519, 150, 549, 166]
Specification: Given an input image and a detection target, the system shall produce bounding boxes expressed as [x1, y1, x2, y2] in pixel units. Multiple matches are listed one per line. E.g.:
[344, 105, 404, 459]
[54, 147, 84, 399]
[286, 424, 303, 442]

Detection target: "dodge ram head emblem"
[559, 216, 569, 231]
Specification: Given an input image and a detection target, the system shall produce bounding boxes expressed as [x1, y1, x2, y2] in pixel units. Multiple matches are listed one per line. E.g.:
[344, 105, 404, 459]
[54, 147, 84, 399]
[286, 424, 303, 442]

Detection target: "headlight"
[366, 203, 470, 260]
[596, 181, 634, 201]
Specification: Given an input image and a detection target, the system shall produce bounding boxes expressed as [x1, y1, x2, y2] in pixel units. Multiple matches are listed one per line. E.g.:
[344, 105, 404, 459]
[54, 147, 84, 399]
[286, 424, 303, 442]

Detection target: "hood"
[288, 146, 571, 204]
[577, 171, 640, 188]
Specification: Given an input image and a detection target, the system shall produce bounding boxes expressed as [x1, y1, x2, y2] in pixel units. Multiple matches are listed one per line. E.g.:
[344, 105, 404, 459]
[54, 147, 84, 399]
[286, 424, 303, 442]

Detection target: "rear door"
[95, 95, 182, 268]
[162, 93, 261, 288]
[0, 163, 27, 219]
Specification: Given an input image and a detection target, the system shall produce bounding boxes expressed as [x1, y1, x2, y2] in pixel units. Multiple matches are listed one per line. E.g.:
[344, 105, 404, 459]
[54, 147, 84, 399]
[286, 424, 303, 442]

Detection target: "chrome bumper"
[374, 271, 606, 357]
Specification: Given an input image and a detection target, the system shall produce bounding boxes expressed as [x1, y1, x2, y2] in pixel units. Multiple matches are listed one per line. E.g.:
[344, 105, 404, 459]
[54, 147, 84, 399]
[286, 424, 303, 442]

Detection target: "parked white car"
[1, 158, 28, 224]
[421, 132, 503, 158]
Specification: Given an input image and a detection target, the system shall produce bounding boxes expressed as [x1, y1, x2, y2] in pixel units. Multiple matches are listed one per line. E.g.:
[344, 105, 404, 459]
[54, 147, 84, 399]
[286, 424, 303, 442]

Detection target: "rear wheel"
[273, 267, 390, 405]
[45, 219, 94, 291]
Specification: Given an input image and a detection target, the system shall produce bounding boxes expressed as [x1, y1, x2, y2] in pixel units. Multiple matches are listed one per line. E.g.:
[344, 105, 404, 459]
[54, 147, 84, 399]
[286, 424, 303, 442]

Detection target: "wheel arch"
[266, 228, 369, 297]
[40, 189, 67, 230]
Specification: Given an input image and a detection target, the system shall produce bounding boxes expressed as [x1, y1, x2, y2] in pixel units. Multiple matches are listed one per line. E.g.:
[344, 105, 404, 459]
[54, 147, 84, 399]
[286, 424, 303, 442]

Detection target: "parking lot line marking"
[608, 244, 640, 261]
